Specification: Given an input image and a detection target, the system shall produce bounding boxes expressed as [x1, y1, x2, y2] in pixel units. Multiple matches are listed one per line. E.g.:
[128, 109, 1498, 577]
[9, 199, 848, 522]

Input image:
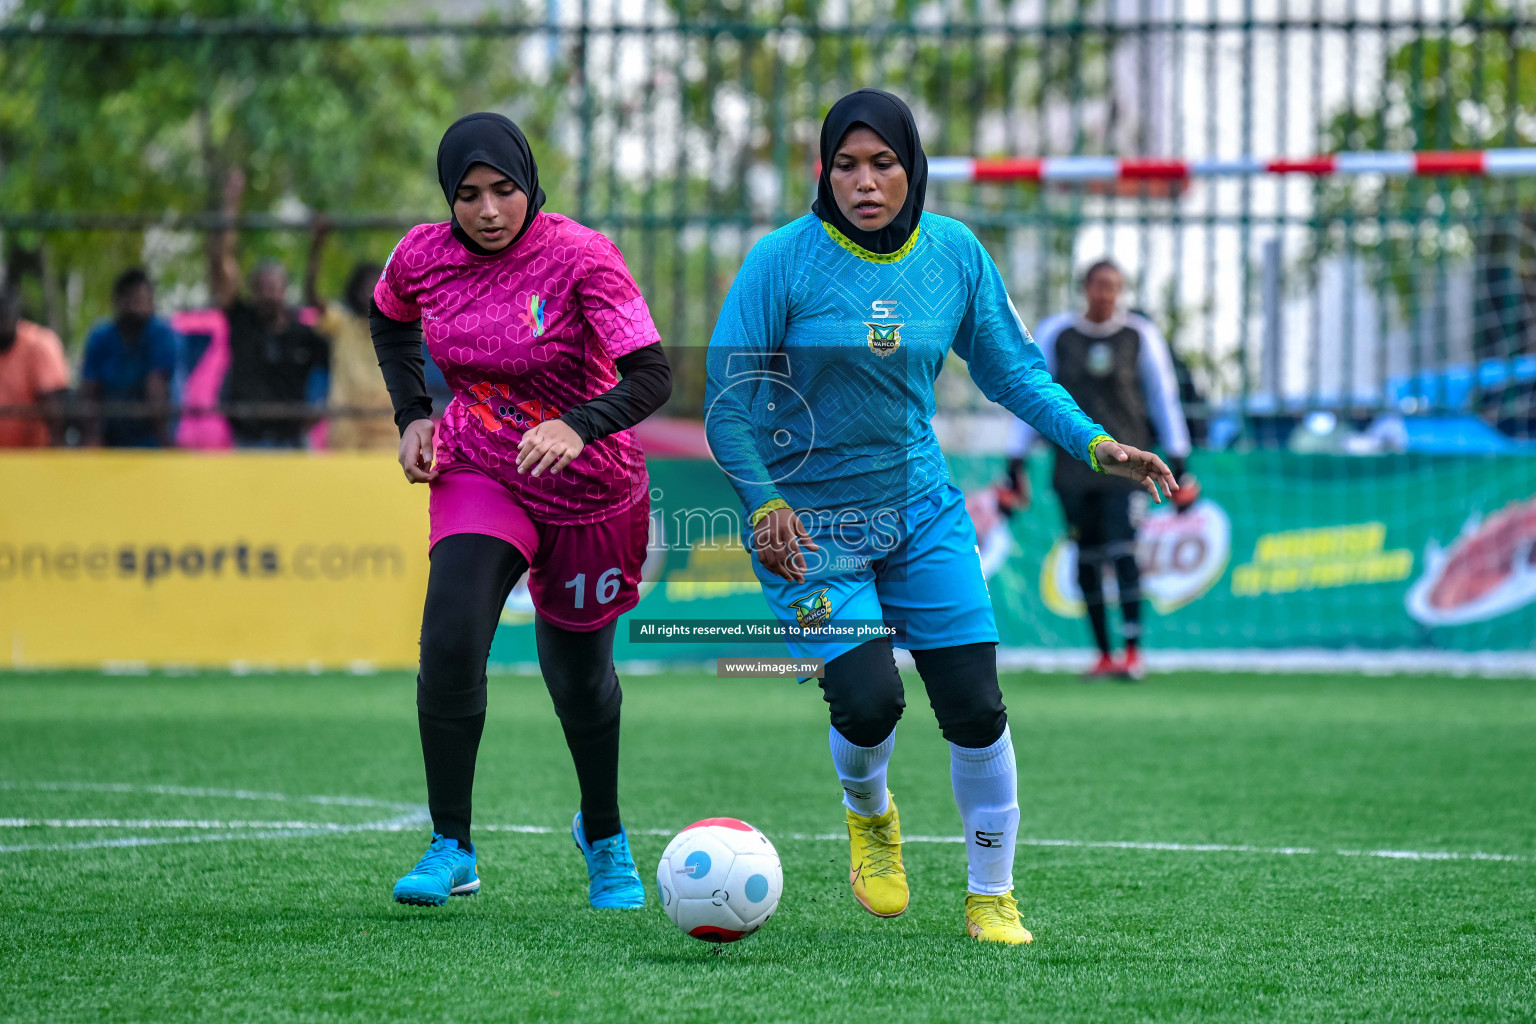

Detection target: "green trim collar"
[821, 220, 921, 264]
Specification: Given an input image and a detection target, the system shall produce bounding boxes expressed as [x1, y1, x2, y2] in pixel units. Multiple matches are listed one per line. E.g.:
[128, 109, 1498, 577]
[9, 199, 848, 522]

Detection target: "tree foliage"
[0, 0, 561, 341]
[1313, 2, 1536, 312]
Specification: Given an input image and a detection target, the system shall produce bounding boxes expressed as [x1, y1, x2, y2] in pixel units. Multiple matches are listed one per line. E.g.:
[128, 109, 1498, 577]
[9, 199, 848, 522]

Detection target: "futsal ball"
[656, 818, 783, 943]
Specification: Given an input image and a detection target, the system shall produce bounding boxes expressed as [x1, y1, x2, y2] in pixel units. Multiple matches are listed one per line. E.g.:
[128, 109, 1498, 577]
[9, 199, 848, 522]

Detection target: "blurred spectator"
[79, 268, 177, 447]
[306, 225, 393, 449]
[218, 261, 329, 447]
[209, 169, 329, 447]
[0, 287, 70, 447]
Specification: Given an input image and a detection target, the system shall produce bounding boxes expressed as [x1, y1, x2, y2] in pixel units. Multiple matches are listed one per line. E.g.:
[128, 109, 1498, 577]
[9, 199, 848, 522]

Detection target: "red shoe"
[1082, 653, 1119, 680]
[1118, 649, 1147, 681]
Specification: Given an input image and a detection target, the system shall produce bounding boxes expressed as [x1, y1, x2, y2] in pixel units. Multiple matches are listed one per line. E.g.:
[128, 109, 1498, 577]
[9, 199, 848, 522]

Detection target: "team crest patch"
[789, 587, 834, 631]
[520, 294, 547, 337]
[1087, 340, 1113, 376]
[865, 321, 902, 357]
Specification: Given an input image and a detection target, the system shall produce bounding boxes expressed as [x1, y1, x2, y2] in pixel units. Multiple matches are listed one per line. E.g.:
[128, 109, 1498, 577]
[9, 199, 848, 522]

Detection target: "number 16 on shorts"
[564, 567, 624, 609]
[527, 495, 650, 631]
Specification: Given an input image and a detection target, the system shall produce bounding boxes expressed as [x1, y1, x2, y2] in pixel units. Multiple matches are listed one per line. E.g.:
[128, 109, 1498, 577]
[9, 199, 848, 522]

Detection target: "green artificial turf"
[1, 669, 1533, 1023]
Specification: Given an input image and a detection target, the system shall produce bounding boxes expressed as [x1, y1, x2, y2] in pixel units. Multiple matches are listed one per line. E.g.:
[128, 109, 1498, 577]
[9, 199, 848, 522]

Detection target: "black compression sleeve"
[558, 342, 673, 444]
[369, 298, 433, 435]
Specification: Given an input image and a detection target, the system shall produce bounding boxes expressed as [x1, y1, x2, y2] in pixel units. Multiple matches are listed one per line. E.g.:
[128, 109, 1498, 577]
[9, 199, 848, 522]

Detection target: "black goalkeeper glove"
[1168, 457, 1200, 512]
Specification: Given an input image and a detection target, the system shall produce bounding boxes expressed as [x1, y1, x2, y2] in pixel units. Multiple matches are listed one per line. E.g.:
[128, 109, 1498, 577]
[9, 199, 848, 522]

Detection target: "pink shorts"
[429, 467, 650, 632]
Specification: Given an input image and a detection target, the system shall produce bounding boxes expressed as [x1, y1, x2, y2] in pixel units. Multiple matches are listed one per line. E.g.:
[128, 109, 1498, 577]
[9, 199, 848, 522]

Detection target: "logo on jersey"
[520, 293, 547, 337]
[1087, 340, 1114, 376]
[465, 381, 561, 433]
[865, 299, 902, 357]
[789, 587, 834, 630]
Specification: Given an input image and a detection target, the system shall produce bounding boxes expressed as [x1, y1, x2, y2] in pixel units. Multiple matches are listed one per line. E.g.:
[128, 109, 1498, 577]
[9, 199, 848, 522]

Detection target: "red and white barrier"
[925, 149, 1536, 182]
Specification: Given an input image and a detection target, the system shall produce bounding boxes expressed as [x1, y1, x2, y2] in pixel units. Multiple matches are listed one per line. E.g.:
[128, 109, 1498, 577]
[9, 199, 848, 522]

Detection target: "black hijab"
[811, 89, 928, 255]
[436, 112, 548, 256]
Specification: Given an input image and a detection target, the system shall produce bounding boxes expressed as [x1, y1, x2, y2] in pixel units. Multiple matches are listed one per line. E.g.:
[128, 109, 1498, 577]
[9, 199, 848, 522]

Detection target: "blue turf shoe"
[571, 813, 646, 909]
[392, 833, 480, 906]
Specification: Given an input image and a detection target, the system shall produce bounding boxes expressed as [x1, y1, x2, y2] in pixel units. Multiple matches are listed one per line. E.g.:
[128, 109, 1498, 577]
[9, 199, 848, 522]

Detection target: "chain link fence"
[3, 0, 1534, 443]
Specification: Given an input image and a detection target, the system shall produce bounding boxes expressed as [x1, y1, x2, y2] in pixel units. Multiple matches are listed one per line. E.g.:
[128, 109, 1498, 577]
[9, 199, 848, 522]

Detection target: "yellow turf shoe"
[965, 891, 1033, 945]
[845, 792, 909, 918]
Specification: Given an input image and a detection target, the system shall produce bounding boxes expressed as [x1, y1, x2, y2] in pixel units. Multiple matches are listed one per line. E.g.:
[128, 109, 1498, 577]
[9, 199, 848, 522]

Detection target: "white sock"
[828, 725, 893, 817]
[950, 724, 1019, 894]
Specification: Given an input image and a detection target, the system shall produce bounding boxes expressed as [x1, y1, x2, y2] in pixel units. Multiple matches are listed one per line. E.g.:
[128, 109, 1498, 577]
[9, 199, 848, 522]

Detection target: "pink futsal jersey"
[374, 212, 660, 525]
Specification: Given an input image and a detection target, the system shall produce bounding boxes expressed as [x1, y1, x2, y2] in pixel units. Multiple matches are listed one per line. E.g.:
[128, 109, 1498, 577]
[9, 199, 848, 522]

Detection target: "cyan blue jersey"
[703, 212, 1107, 519]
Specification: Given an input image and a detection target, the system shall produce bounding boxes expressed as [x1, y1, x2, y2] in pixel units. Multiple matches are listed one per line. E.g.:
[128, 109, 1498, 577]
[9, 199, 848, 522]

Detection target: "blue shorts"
[752, 483, 1000, 664]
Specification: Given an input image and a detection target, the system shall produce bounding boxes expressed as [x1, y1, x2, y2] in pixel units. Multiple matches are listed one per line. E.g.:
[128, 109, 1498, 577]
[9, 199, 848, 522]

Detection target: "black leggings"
[1060, 489, 1144, 652]
[817, 638, 1007, 749]
[415, 533, 625, 848]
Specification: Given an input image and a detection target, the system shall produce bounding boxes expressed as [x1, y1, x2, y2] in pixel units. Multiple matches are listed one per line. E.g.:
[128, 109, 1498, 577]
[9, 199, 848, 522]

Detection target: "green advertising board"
[487, 452, 1536, 667]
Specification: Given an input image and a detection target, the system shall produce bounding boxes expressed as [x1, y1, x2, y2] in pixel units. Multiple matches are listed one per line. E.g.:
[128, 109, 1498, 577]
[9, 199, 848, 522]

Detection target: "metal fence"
[3, 0, 1535, 442]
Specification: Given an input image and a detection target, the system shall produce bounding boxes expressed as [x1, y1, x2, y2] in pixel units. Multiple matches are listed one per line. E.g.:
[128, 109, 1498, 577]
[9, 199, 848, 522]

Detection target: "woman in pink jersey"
[371, 113, 671, 909]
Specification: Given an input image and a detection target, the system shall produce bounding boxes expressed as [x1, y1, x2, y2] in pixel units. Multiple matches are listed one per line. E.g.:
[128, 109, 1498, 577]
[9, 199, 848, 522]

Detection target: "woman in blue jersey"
[703, 89, 1176, 945]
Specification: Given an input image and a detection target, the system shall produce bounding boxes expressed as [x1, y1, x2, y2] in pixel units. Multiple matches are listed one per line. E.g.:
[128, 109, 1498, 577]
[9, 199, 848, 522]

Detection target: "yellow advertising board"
[0, 452, 428, 669]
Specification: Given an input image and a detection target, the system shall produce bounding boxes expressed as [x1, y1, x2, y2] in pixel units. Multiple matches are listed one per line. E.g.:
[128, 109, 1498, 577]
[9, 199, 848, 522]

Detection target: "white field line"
[0, 812, 430, 854]
[0, 818, 341, 829]
[0, 780, 428, 854]
[475, 825, 1528, 863]
[0, 780, 415, 810]
[13, 818, 1513, 864]
[0, 782, 1527, 864]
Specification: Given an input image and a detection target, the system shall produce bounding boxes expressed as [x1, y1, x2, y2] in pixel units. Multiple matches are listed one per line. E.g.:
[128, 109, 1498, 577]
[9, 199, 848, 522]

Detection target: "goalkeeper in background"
[1003, 259, 1194, 680]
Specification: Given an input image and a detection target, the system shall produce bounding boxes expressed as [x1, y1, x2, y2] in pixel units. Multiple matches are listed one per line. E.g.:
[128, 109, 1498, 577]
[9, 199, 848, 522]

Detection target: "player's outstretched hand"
[517, 419, 585, 476]
[753, 506, 821, 584]
[399, 418, 438, 484]
[1095, 440, 1178, 503]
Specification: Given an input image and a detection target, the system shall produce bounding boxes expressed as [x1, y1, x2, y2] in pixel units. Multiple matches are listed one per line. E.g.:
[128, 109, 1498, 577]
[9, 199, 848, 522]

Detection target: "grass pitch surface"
[1, 669, 1533, 1023]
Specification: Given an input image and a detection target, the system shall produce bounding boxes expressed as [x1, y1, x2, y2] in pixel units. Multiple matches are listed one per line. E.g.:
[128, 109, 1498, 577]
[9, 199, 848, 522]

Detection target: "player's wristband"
[1086, 434, 1116, 473]
[749, 498, 791, 528]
